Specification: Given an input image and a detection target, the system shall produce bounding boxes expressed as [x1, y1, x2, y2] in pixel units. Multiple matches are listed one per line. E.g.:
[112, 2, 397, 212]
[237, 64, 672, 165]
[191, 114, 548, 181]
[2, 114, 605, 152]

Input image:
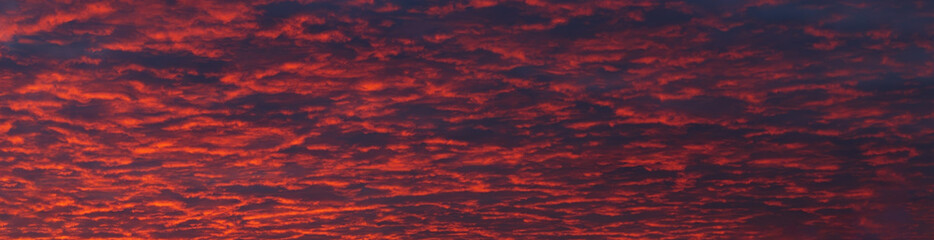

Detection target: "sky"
[0, 0, 933, 239]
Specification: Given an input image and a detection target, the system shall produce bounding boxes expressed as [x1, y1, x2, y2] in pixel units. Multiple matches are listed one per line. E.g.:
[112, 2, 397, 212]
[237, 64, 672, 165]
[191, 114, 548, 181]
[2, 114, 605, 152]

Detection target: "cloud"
[0, 0, 931, 239]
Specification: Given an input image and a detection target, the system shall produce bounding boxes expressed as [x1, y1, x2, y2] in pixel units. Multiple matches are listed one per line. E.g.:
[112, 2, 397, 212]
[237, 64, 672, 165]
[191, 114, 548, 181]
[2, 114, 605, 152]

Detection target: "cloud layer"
[1, 0, 933, 239]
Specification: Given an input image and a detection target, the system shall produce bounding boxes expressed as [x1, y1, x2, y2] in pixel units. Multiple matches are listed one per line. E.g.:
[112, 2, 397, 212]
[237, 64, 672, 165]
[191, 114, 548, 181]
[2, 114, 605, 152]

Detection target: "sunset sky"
[1, 0, 933, 239]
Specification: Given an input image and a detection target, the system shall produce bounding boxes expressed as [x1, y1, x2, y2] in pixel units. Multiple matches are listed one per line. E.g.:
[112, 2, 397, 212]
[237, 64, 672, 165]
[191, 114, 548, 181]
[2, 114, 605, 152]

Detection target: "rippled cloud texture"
[1, 0, 933, 239]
